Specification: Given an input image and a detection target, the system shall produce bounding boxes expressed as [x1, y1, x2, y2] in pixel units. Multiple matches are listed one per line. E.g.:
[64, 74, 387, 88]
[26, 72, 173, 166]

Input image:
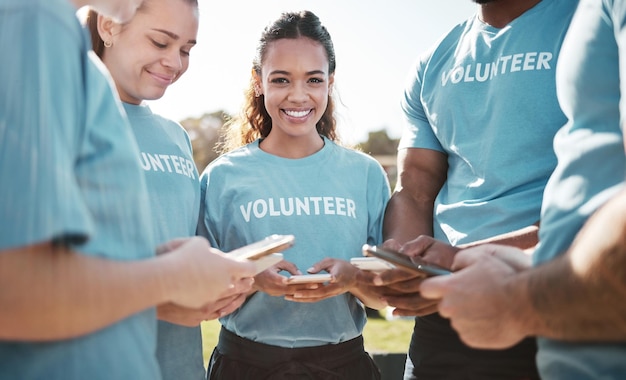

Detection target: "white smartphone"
[286, 273, 333, 284]
[228, 234, 295, 261]
[350, 257, 396, 272]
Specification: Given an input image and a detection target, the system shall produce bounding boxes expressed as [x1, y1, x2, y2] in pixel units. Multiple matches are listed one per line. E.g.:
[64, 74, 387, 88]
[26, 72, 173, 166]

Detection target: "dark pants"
[406, 315, 540, 380]
[208, 327, 381, 380]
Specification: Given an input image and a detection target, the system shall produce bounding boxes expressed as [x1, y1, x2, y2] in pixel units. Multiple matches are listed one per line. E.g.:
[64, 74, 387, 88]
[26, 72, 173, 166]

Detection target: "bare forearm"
[383, 191, 434, 243]
[460, 224, 540, 251]
[350, 287, 386, 310]
[0, 243, 169, 341]
[525, 190, 626, 340]
[383, 148, 447, 244]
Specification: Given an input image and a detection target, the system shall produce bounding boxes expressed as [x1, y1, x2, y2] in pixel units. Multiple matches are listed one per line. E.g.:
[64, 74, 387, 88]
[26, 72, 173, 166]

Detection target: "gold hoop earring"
[104, 40, 112, 48]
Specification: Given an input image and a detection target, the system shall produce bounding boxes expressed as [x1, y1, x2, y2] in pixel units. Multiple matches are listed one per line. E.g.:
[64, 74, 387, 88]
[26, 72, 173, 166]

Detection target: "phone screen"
[361, 244, 451, 276]
[286, 273, 332, 284]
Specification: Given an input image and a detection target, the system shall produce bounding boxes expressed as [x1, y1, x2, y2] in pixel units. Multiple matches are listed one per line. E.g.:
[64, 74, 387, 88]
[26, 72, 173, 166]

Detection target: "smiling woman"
[85, 2, 233, 380]
[88, 0, 198, 104]
[196, 10, 391, 380]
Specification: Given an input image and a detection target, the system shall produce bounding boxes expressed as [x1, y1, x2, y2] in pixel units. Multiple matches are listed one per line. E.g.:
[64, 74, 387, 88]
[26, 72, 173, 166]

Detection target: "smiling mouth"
[148, 70, 175, 85]
[283, 109, 312, 118]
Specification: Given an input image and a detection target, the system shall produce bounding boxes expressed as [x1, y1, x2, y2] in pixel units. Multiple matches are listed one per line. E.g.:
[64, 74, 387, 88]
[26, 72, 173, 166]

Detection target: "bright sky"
[148, 1, 477, 144]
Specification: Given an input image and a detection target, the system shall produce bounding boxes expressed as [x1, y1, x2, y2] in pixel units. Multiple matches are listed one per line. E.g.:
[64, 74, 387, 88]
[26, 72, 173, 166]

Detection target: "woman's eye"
[309, 78, 324, 83]
[181, 50, 191, 57]
[270, 78, 288, 84]
[151, 40, 167, 49]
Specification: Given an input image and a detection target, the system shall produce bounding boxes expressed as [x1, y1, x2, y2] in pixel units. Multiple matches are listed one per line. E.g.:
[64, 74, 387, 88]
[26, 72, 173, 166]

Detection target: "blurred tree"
[180, 110, 228, 172]
[357, 129, 399, 189]
[357, 129, 399, 156]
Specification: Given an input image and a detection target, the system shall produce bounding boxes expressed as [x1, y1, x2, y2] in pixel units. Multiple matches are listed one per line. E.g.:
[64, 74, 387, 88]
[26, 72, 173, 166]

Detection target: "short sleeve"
[612, 0, 626, 132]
[366, 158, 391, 246]
[398, 56, 445, 152]
[0, 7, 93, 249]
[196, 170, 220, 248]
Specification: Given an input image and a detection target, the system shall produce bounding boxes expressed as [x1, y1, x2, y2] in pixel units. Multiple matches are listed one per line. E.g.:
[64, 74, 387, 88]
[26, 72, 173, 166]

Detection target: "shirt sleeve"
[366, 159, 391, 246]
[613, 0, 626, 133]
[397, 54, 445, 152]
[0, 7, 93, 249]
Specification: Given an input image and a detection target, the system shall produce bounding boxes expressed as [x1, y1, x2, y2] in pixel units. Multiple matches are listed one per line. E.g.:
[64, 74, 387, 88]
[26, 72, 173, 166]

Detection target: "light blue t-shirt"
[124, 103, 204, 380]
[0, 0, 159, 379]
[398, 0, 577, 245]
[533, 0, 626, 377]
[198, 137, 390, 348]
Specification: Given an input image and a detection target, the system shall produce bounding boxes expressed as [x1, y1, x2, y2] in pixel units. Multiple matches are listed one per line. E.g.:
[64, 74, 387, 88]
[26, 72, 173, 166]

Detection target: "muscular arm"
[520, 126, 626, 340]
[523, 187, 626, 340]
[383, 148, 447, 243]
[460, 223, 540, 252]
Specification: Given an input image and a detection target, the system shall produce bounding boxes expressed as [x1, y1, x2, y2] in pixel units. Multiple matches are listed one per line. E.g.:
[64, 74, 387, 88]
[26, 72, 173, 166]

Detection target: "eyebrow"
[269, 70, 327, 76]
[151, 28, 197, 45]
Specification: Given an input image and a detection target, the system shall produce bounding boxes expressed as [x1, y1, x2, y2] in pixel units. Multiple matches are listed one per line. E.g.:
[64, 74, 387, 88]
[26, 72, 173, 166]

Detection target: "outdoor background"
[149, 1, 477, 146]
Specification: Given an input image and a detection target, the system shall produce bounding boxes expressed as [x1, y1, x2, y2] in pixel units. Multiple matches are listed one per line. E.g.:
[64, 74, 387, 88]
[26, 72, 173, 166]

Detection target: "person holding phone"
[0, 0, 256, 378]
[197, 10, 390, 379]
[419, 0, 626, 378]
[85, 1, 255, 378]
[361, 0, 579, 379]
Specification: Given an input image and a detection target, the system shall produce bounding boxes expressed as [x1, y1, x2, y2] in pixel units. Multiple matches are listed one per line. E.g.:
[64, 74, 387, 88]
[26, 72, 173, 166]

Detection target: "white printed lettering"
[310, 197, 322, 215]
[140, 152, 151, 170]
[510, 53, 524, 72]
[253, 199, 267, 218]
[149, 154, 164, 172]
[296, 197, 310, 216]
[335, 197, 346, 216]
[347, 199, 356, 218]
[523, 52, 537, 71]
[440, 51, 554, 86]
[268, 198, 281, 216]
[159, 155, 172, 172]
[280, 198, 294, 216]
[239, 196, 358, 222]
[323, 197, 335, 215]
[536, 52, 552, 69]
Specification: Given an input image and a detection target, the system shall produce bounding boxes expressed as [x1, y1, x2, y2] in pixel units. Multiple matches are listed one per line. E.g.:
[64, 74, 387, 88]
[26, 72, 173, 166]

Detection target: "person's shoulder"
[541, 0, 579, 15]
[329, 142, 385, 168]
[14, 0, 83, 40]
[151, 112, 188, 135]
[208, 143, 257, 169]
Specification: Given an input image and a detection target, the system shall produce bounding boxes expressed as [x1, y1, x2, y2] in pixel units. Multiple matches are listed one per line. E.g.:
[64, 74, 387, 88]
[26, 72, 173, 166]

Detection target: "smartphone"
[250, 253, 284, 274]
[228, 234, 295, 261]
[361, 244, 452, 277]
[286, 273, 333, 284]
[350, 257, 396, 272]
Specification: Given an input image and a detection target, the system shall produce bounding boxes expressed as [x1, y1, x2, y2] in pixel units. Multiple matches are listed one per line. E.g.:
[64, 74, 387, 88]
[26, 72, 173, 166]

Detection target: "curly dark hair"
[219, 10, 338, 153]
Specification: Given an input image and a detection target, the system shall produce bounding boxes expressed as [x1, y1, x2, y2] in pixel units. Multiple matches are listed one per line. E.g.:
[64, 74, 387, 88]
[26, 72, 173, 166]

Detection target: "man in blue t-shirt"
[420, 0, 626, 379]
[362, 0, 578, 379]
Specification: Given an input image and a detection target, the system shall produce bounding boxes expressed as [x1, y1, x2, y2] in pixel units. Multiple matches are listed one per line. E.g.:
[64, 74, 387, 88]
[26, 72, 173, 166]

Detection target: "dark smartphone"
[361, 244, 452, 276]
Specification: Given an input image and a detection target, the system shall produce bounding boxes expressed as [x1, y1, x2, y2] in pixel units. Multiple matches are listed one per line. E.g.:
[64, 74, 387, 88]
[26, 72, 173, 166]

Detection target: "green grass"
[200, 311, 414, 367]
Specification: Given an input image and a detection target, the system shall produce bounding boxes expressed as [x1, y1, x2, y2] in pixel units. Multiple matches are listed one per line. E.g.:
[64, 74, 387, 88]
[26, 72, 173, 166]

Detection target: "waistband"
[217, 326, 366, 369]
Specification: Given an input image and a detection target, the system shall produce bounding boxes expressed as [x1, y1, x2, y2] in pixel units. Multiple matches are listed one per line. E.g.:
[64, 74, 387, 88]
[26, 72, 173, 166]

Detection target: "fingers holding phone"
[253, 259, 302, 297]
